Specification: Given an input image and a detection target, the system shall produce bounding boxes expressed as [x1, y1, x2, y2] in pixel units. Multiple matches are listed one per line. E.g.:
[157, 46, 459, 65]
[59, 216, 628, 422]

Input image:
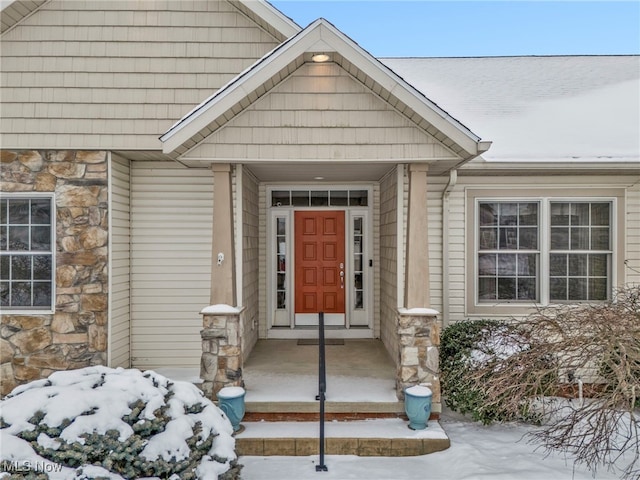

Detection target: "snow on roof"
[380, 56, 640, 162]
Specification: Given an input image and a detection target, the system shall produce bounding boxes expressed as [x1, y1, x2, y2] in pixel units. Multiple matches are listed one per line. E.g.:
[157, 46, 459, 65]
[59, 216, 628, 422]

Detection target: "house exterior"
[1, 0, 639, 414]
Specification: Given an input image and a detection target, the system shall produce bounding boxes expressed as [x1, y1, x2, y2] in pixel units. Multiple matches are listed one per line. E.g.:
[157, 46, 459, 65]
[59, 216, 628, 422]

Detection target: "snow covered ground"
[0, 368, 627, 479]
[240, 408, 622, 480]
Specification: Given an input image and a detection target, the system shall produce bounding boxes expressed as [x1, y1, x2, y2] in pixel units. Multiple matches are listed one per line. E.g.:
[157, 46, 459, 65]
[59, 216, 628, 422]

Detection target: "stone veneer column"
[1, 150, 109, 396]
[200, 306, 244, 400]
[396, 308, 441, 415]
[405, 163, 430, 309]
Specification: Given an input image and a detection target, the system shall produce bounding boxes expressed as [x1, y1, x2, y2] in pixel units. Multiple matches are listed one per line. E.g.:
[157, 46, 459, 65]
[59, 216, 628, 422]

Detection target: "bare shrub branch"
[468, 285, 640, 479]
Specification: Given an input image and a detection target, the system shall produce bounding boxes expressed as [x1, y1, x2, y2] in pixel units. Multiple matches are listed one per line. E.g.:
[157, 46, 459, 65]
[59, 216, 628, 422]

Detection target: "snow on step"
[236, 419, 448, 440]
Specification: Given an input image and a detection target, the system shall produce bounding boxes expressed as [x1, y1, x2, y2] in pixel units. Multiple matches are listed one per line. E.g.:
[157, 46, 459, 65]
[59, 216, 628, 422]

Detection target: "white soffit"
[160, 18, 489, 160]
[1, 0, 48, 34]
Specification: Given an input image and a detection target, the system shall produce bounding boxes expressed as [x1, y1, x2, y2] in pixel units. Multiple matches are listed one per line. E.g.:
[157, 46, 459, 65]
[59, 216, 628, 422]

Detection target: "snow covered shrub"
[0, 367, 241, 480]
[441, 318, 554, 424]
[470, 285, 640, 480]
[440, 319, 520, 424]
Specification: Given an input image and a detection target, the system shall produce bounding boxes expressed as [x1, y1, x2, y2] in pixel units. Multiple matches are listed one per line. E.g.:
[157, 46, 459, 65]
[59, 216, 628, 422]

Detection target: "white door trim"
[266, 185, 374, 338]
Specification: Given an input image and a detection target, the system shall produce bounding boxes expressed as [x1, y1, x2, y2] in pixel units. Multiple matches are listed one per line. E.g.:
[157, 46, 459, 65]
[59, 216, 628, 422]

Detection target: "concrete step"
[235, 418, 450, 457]
[245, 400, 404, 415]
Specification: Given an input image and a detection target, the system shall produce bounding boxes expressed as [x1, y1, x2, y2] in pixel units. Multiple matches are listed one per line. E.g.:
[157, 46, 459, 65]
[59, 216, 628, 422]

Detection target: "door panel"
[295, 211, 345, 321]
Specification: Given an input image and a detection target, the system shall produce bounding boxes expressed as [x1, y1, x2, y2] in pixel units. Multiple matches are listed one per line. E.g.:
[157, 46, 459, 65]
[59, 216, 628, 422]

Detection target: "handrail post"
[316, 311, 328, 472]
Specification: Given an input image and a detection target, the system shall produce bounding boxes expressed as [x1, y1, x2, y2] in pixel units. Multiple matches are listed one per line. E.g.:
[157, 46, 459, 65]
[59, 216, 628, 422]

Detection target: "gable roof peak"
[161, 14, 490, 161]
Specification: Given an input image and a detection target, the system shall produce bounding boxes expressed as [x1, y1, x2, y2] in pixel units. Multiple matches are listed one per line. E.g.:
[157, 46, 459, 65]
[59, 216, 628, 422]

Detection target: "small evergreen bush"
[440, 319, 503, 423]
[440, 319, 537, 424]
[0, 367, 242, 480]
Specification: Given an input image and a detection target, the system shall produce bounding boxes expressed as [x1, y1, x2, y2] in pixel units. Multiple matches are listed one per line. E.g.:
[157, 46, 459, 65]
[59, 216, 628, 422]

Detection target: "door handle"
[340, 270, 344, 289]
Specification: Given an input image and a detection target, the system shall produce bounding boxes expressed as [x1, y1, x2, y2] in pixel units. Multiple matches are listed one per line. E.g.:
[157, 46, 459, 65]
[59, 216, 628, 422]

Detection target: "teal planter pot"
[218, 386, 246, 433]
[404, 385, 433, 430]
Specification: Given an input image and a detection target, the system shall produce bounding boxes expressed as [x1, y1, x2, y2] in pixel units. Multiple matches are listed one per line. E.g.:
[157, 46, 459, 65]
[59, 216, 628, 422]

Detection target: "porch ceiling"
[246, 161, 396, 182]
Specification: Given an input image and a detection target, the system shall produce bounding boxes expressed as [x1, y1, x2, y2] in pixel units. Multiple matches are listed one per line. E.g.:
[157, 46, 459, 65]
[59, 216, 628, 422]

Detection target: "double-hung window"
[0, 195, 54, 310]
[549, 202, 611, 301]
[476, 198, 613, 306]
[478, 202, 539, 302]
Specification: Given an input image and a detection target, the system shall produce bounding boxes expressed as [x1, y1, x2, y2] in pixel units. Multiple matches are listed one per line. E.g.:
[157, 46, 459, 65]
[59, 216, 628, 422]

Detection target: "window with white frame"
[478, 202, 540, 302]
[477, 199, 612, 304]
[549, 202, 611, 301]
[0, 196, 54, 310]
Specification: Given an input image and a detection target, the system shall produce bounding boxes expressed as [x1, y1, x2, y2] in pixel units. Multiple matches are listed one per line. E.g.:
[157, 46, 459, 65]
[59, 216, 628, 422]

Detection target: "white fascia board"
[239, 0, 301, 38]
[460, 158, 640, 173]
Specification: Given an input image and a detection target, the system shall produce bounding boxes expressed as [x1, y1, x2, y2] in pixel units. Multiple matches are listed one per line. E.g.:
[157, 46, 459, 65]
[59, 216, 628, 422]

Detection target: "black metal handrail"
[316, 311, 328, 472]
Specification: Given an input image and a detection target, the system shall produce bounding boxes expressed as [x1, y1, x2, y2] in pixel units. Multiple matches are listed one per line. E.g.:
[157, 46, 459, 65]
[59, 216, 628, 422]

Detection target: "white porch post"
[210, 163, 236, 305]
[405, 163, 430, 308]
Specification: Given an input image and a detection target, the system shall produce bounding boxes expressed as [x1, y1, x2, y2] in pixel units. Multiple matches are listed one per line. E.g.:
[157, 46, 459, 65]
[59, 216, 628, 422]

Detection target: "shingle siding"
[1, 0, 281, 150]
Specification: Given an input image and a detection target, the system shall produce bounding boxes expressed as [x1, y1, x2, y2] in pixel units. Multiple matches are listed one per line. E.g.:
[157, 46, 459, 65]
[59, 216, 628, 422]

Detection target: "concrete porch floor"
[243, 339, 398, 401]
[242, 339, 401, 415]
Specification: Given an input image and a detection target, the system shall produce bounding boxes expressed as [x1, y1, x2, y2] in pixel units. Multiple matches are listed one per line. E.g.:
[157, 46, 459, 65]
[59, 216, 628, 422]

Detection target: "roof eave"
[234, 0, 301, 40]
[1, 0, 48, 35]
[459, 156, 640, 175]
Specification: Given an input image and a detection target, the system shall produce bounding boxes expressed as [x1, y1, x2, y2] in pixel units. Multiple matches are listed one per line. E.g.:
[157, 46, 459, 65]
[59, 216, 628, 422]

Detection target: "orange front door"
[294, 211, 345, 324]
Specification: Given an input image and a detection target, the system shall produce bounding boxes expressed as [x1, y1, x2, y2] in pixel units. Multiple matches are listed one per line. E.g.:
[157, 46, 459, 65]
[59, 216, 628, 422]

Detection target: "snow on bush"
[0, 366, 241, 480]
[440, 319, 537, 424]
[447, 286, 640, 480]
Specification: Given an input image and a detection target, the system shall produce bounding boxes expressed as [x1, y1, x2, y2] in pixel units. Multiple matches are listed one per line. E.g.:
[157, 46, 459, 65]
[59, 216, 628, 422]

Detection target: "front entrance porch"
[198, 161, 443, 415]
[236, 339, 450, 457]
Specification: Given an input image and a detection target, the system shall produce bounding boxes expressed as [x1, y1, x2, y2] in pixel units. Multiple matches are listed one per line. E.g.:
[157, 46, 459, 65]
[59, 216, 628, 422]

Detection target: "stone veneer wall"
[200, 309, 244, 400]
[1, 150, 109, 396]
[396, 310, 441, 413]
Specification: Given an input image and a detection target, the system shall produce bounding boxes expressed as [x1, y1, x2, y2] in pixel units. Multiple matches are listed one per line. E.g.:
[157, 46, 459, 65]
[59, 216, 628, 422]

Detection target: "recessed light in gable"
[312, 53, 330, 63]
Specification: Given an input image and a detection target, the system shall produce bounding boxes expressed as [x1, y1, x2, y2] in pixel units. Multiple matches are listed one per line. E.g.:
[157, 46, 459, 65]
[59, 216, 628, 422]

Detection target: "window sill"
[1, 309, 55, 316]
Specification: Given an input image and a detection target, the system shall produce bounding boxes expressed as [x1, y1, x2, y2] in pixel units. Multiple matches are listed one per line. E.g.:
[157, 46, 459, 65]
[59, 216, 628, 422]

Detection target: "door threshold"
[297, 338, 345, 345]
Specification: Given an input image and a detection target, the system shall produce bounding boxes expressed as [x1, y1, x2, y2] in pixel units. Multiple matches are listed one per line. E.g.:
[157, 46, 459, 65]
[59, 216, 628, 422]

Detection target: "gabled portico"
[160, 19, 490, 409]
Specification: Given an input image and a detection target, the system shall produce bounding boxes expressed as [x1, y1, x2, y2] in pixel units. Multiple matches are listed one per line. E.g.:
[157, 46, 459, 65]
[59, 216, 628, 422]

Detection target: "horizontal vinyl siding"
[379, 169, 399, 365]
[242, 169, 259, 357]
[445, 175, 640, 323]
[130, 162, 213, 369]
[110, 154, 131, 368]
[427, 177, 447, 315]
[627, 182, 640, 285]
[445, 185, 467, 323]
[258, 184, 268, 338]
[372, 183, 381, 336]
[1, 0, 280, 150]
